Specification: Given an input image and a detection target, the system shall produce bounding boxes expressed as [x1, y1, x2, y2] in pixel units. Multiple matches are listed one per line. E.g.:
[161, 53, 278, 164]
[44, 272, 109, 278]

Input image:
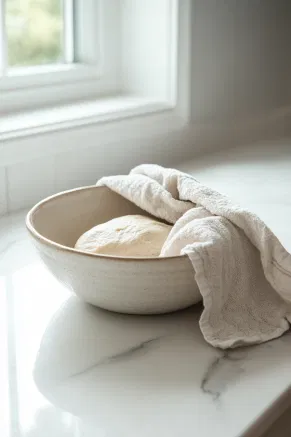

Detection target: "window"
[0, 0, 121, 114]
[0, 0, 181, 136]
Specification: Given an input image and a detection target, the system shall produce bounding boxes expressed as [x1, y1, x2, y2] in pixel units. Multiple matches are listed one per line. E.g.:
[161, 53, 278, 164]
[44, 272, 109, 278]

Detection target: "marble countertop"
[1, 141, 291, 437]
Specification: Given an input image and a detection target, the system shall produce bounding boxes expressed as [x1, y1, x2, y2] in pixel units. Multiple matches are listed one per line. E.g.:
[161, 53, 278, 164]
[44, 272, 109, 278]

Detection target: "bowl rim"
[26, 186, 188, 262]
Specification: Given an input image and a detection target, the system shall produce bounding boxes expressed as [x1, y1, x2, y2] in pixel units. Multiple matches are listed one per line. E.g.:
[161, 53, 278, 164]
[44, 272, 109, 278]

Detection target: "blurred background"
[7, 0, 62, 67]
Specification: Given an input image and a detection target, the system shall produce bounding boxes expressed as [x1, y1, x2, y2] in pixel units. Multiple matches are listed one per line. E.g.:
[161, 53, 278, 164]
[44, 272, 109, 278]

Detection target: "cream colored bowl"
[26, 186, 201, 314]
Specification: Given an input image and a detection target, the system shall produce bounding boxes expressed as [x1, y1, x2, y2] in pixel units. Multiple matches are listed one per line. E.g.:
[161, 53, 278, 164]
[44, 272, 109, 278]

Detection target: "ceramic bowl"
[26, 186, 201, 314]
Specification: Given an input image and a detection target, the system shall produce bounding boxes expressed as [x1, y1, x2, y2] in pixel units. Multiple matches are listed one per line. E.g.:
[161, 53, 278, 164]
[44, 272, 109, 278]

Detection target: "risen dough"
[75, 215, 172, 257]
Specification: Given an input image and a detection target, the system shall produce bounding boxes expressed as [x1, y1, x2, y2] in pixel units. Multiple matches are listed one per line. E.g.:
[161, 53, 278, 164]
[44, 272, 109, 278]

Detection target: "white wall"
[191, 0, 291, 122]
[0, 117, 195, 215]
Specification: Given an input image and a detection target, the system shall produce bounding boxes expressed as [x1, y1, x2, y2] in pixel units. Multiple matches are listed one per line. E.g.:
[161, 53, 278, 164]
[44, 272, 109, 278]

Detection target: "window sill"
[0, 96, 175, 141]
[0, 96, 187, 167]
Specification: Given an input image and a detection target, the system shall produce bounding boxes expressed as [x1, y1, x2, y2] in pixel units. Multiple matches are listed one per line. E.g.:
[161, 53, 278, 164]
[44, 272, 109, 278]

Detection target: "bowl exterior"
[30, 237, 201, 315]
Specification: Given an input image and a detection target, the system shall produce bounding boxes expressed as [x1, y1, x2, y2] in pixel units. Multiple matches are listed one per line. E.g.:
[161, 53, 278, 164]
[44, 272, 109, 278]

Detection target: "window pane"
[6, 0, 63, 68]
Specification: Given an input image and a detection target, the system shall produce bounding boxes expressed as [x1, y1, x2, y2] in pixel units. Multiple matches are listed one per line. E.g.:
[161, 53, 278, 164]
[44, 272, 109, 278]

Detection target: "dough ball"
[75, 215, 172, 257]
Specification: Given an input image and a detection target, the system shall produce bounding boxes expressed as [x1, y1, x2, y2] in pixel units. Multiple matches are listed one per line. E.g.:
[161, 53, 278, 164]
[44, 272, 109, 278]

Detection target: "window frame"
[0, 0, 6, 76]
[0, 0, 121, 114]
[0, 0, 192, 169]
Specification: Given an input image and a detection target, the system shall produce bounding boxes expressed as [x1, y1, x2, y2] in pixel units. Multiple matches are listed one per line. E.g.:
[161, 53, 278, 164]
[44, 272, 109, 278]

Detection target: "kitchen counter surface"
[1, 140, 291, 437]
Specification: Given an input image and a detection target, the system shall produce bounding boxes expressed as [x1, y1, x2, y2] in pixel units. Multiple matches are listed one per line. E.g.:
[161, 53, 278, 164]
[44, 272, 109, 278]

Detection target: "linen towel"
[97, 165, 291, 349]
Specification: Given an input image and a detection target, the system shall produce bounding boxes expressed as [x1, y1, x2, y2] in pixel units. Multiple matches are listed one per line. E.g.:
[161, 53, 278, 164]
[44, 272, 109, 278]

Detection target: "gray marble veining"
[201, 350, 247, 401]
[69, 336, 163, 378]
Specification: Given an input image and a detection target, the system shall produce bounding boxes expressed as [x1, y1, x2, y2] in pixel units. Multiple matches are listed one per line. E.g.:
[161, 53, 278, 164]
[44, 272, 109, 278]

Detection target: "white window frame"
[0, 0, 121, 114]
[0, 0, 192, 168]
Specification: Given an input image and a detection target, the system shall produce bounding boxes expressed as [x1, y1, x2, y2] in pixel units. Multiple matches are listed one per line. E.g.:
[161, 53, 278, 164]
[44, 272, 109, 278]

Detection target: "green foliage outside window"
[6, 0, 63, 67]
